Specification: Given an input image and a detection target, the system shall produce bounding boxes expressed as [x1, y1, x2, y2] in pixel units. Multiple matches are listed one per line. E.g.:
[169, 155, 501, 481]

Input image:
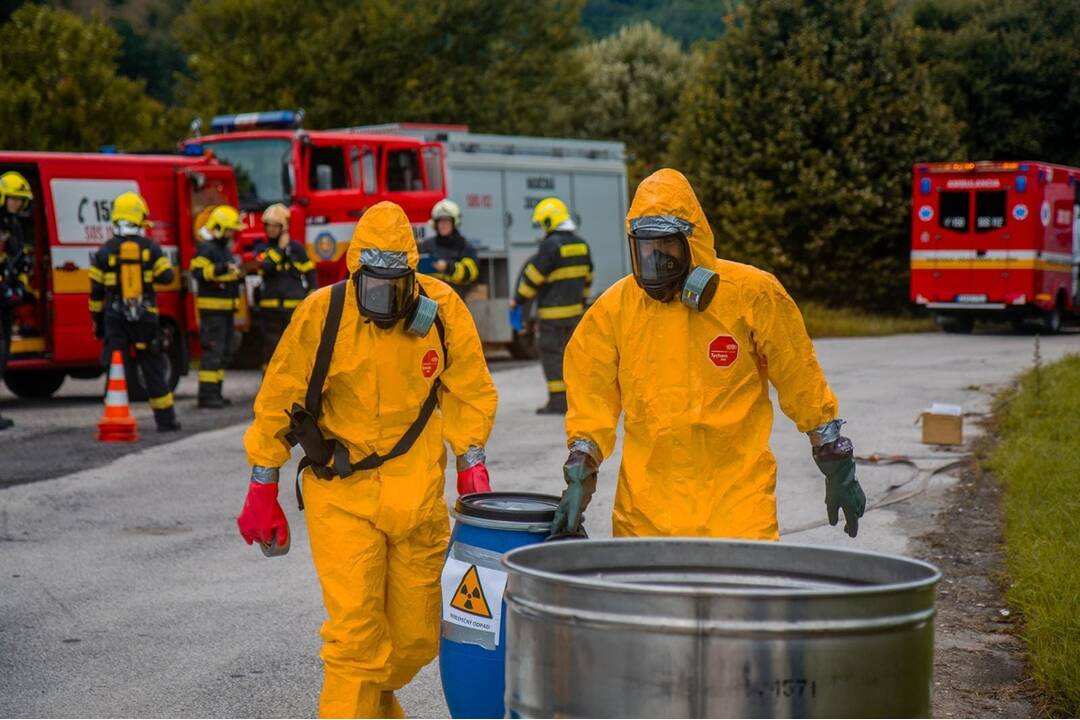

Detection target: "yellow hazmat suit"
[243, 202, 498, 718]
[564, 169, 838, 540]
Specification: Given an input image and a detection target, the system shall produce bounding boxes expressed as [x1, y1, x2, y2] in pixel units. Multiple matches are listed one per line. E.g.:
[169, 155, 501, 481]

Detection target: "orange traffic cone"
[97, 350, 139, 443]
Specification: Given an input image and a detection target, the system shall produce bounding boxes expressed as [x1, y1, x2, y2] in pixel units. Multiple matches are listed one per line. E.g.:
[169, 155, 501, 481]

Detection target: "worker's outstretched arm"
[748, 273, 864, 537]
[243, 291, 323, 468]
[552, 296, 621, 537]
[436, 288, 498, 494]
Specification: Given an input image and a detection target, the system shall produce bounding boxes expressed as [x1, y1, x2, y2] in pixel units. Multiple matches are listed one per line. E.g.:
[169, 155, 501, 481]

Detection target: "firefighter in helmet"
[254, 203, 315, 366]
[510, 196, 593, 414]
[190, 205, 244, 408]
[417, 199, 481, 299]
[0, 171, 34, 430]
[88, 192, 180, 431]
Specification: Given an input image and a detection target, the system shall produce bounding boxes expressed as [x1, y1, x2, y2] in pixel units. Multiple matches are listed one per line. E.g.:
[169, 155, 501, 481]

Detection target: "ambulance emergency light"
[210, 110, 304, 134]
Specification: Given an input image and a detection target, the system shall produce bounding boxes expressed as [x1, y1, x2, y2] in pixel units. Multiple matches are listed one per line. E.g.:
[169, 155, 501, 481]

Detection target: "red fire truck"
[0, 151, 238, 398]
[910, 161, 1080, 333]
[183, 112, 444, 275]
[180, 111, 447, 359]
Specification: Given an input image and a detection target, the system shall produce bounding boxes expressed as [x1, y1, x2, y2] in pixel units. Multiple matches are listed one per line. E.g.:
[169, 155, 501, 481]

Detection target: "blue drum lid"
[455, 492, 560, 524]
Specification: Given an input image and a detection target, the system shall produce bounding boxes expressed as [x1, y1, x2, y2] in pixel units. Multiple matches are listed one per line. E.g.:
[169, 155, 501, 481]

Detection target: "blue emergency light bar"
[210, 109, 304, 133]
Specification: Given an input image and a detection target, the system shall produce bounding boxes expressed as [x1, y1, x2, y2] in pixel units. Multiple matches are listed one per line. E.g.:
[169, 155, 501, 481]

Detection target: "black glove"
[813, 436, 866, 538]
[92, 315, 104, 340]
[549, 450, 598, 540]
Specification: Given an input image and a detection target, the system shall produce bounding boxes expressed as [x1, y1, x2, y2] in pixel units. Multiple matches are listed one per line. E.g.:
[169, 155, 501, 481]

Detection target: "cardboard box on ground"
[919, 403, 964, 445]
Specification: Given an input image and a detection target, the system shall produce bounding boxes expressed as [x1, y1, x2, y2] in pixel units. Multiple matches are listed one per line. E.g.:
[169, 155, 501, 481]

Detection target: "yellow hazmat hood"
[627, 168, 717, 268]
[345, 201, 419, 274]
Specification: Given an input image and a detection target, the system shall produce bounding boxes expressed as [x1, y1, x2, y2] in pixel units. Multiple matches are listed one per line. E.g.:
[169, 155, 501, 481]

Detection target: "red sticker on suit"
[708, 335, 739, 367]
[421, 349, 440, 378]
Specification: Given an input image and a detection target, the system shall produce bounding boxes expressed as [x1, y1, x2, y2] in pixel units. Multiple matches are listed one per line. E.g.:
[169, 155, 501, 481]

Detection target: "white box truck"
[351, 124, 630, 357]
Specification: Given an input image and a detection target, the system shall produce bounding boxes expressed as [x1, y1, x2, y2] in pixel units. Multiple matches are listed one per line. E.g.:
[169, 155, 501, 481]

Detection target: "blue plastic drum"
[439, 492, 559, 719]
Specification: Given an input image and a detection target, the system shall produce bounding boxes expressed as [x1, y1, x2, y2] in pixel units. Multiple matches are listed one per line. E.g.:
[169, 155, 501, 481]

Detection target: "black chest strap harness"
[284, 280, 448, 509]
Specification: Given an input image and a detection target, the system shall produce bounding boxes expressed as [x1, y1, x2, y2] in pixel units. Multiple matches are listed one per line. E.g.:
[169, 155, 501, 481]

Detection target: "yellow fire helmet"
[0, 171, 33, 204]
[531, 196, 570, 234]
[204, 205, 245, 238]
[111, 191, 152, 228]
[261, 203, 290, 227]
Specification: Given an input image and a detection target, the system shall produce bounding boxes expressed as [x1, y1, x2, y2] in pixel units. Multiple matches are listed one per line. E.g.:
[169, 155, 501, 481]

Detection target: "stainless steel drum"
[502, 539, 940, 718]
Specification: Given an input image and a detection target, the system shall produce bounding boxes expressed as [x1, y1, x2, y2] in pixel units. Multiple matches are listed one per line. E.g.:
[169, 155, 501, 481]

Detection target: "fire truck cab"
[910, 161, 1080, 333]
[183, 111, 445, 285]
[0, 151, 238, 398]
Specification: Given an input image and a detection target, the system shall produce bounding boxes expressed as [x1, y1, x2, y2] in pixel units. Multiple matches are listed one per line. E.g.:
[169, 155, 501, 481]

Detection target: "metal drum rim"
[501, 537, 942, 599]
[449, 508, 553, 533]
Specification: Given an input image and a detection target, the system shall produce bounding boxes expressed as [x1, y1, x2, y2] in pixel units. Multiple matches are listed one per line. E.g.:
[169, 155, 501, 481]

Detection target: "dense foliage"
[666, 0, 963, 309]
[0, 5, 177, 151]
[4, 0, 1078, 310]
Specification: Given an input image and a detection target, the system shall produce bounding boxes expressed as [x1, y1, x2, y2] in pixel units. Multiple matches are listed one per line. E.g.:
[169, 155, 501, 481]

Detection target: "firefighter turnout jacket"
[513, 230, 593, 320]
[0, 212, 29, 304]
[256, 240, 316, 309]
[418, 230, 480, 298]
[88, 234, 174, 324]
[190, 237, 241, 313]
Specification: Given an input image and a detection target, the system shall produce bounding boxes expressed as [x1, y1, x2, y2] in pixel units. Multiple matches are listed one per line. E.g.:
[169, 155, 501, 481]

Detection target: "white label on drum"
[441, 552, 508, 648]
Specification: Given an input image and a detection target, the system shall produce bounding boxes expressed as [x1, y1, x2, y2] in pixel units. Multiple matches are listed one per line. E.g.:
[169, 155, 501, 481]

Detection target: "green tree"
[175, 0, 585, 136]
[0, 5, 174, 151]
[913, 0, 1080, 165]
[574, 21, 691, 186]
[582, 0, 737, 46]
[667, 0, 963, 310]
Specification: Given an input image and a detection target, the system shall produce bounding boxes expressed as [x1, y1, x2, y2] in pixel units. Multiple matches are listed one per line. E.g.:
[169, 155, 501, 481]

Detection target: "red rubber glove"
[236, 481, 289, 548]
[457, 463, 492, 495]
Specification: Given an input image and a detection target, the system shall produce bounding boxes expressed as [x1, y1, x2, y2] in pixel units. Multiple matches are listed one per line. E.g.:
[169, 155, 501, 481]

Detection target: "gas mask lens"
[356, 266, 415, 324]
[629, 231, 691, 302]
[631, 234, 688, 283]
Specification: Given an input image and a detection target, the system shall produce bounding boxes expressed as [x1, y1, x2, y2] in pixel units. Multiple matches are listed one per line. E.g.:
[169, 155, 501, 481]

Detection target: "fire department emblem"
[421, 349, 440, 378]
[1040, 201, 1051, 226]
[1013, 203, 1029, 221]
[708, 335, 739, 368]
[917, 205, 934, 222]
[314, 232, 336, 260]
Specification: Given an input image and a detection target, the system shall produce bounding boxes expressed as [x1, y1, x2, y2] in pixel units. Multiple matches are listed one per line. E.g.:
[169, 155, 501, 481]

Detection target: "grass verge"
[988, 353, 1080, 716]
[799, 301, 936, 338]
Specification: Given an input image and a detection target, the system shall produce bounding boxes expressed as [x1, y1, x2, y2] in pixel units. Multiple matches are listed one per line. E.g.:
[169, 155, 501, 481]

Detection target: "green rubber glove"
[549, 450, 598, 539]
[813, 436, 866, 538]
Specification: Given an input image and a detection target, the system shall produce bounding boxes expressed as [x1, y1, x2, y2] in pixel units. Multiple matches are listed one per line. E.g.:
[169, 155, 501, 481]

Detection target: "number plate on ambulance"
[955, 294, 987, 303]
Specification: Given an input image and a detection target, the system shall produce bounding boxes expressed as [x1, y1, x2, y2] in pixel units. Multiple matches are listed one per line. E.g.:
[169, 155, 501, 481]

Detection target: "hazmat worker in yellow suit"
[549, 169, 865, 541]
[238, 201, 498, 718]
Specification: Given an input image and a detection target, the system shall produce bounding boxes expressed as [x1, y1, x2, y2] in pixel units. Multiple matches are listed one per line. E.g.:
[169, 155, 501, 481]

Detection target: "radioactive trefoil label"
[441, 554, 508, 647]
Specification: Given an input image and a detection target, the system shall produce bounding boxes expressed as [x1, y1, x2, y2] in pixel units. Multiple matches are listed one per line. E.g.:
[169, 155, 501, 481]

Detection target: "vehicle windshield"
[201, 139, 292, 210]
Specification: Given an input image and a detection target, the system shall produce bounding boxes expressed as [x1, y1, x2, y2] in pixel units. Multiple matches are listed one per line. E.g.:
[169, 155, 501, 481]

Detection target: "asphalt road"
[1, 329, 1078, 717]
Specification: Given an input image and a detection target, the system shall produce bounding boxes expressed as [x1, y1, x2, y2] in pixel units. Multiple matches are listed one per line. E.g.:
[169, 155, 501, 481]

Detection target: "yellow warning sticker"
[441, 550, 508, 647]
[450, 565, 492, 618]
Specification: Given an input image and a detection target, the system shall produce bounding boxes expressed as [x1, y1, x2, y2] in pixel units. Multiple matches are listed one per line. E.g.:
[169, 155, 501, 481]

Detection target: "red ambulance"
[0, 151, 238, 398]
[910, 161, 1080, 333]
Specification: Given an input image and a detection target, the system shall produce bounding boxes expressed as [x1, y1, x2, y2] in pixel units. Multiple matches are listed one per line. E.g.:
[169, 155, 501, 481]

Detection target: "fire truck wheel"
[508, 327, 539, 360]
[1042, 305, 1063, 334]
[939, 315, 975, 334]
[3, 369, 66, 399]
